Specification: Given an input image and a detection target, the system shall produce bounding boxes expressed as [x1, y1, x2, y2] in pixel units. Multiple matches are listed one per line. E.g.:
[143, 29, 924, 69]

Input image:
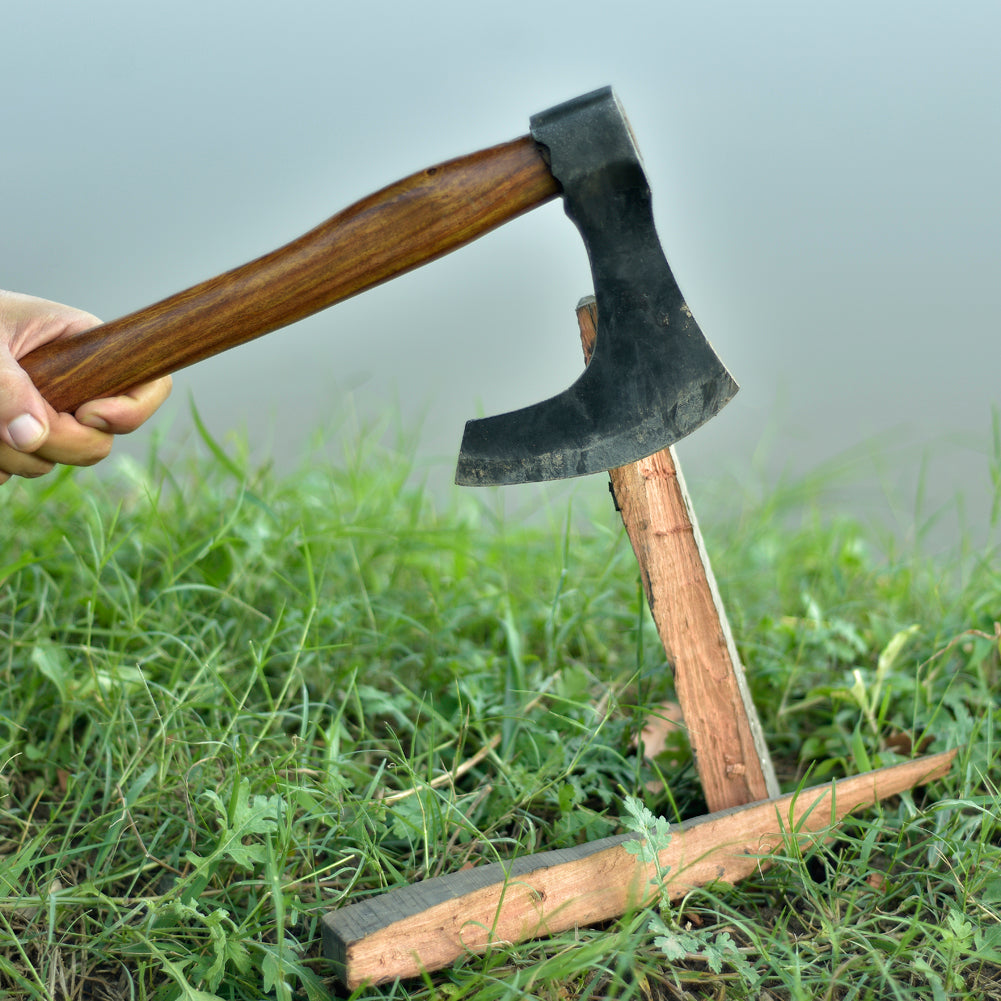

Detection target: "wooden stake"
[322, 750, 956, 987]
[576, 296, 778, 810]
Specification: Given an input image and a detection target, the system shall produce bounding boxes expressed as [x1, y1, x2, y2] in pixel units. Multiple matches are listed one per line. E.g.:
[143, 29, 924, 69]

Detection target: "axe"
[21, 87, 737, 485]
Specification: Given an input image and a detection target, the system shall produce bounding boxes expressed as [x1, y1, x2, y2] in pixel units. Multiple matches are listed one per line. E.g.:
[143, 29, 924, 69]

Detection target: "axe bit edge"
[455, 87, 738, 486]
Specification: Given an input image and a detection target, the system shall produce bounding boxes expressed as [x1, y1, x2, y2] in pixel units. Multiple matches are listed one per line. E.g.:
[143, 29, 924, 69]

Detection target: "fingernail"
[78, 414, 109, 430]
[8, 414, 46, 451]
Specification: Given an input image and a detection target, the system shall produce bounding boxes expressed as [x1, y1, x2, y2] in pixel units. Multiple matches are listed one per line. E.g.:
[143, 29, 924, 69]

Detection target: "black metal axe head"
[455, 87, 738, 486]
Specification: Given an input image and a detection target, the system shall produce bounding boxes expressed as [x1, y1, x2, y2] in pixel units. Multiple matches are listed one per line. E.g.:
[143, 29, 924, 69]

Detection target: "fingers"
[0, 345, 51, 455]
[0, 377, 174, 480]
[74, 374, 173, 434]
[26, 411, 115, 466]
[0, 292, 174, 484]
[0, 291, 101, 465]
[0, 442, 56, 480]
[0, 407, 113, 476]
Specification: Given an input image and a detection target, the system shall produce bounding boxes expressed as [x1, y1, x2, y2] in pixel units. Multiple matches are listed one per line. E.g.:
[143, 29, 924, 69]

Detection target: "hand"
[0, 291, 172, 484]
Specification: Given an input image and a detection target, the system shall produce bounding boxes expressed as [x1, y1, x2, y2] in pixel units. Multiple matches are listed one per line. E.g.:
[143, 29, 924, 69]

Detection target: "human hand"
[0, 291, 172, 484]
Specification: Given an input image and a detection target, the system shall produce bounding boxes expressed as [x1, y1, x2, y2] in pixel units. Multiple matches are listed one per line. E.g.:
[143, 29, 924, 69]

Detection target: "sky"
[4, 0, 999, 551]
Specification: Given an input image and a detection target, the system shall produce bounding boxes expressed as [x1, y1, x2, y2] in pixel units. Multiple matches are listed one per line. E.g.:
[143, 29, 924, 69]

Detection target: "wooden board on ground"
[323, 750, 956, 987]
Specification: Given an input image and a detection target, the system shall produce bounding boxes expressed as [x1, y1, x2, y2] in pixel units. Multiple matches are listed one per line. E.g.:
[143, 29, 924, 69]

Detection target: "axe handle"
[21, 137, 560, 414]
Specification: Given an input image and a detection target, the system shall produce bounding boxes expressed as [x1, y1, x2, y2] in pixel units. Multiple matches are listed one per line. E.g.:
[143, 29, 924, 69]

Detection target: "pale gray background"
[4, 0, 998, 552]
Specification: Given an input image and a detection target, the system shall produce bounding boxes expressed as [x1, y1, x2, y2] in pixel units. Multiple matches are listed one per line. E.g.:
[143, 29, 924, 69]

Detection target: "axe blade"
[455, 87, 738, 486]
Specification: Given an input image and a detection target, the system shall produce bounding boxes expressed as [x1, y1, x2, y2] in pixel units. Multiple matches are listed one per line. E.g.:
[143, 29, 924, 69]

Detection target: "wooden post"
[576, 296, 778, 810]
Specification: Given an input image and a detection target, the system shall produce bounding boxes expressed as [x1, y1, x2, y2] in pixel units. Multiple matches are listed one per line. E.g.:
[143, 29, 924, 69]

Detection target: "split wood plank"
[322, 750, 956, 987]
[576, 296, 778, 810]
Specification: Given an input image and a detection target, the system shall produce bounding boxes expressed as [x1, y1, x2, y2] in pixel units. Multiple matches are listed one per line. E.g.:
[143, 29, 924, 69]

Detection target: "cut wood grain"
[323, 750, 955, 987]
[576, 296, 778, 810]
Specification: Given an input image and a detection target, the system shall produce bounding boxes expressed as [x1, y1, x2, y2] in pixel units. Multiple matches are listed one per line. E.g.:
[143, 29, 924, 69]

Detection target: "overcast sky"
[4, 0, 999, 550]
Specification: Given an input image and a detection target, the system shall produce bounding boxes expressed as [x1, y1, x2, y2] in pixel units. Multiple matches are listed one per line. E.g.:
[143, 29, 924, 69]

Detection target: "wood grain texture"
[21, 136, 559, 414]
[322, 750, 956, 987]
[576, 297, 777, 810]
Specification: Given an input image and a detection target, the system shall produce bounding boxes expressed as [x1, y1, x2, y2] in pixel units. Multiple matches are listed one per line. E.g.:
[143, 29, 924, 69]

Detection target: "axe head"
[455, 87, 738, 486]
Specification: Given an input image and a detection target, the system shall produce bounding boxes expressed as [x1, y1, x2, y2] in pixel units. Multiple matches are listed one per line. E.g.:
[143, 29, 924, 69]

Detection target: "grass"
[1, 413, 999, 1000]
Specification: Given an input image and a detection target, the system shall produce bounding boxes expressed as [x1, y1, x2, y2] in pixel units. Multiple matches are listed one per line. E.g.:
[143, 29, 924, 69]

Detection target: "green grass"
[1, 416, 999, 1000]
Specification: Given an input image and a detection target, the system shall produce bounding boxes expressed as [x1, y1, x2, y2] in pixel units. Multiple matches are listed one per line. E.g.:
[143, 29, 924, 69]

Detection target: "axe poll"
[21, 87, 737, 485]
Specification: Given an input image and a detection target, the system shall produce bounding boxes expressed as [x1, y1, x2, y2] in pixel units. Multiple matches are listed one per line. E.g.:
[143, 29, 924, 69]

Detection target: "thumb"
[0, 347, 49, 452]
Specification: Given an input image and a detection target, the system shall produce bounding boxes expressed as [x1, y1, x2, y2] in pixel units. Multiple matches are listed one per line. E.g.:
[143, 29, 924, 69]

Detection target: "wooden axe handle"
[22, 137, 559, 414]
